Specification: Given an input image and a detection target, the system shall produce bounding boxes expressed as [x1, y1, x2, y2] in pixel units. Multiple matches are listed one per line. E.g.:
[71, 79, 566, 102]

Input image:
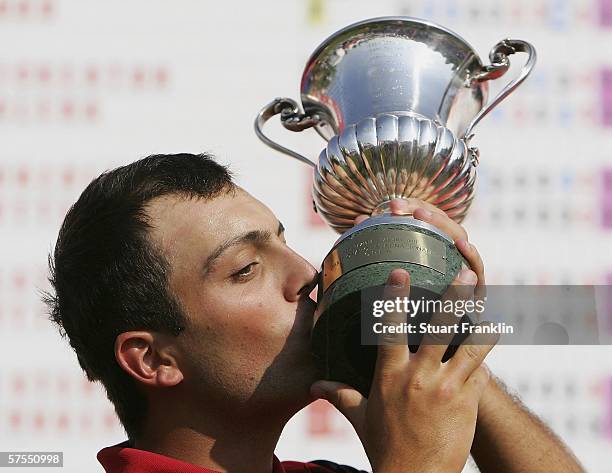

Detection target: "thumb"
[310, 380, 367, 436]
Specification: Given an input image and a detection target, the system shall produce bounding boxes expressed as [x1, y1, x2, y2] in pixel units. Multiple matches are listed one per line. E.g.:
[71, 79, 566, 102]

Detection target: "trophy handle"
[463, 39, 537, 139]
[254, 97, 319, 168]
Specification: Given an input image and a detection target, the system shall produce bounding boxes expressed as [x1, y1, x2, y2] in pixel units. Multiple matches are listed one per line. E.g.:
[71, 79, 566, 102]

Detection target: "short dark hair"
[43, 153, 234, 440]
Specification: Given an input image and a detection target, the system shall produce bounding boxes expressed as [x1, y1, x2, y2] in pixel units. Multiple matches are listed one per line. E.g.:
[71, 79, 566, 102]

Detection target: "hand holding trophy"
[255, 17, 535, 395]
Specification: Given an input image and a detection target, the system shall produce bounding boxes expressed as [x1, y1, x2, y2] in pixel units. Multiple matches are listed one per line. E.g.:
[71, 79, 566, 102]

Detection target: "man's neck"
[133, 401, 291, 473]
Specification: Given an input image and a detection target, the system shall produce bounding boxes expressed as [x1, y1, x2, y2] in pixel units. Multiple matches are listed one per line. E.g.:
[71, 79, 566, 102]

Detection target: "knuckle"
[455, 395, 474, 411]
[423, 327, 451, 345]
[462, 344, 483, 363]
[379, 333, 401, 346]
[435, 381, 458, 401]
[406, 373, 428, 393]
[427, 331, 447, 345]
[468, 367, 490, 392]
[439, 216, 468, 240]
[477, 365, 491, 382]
[376, 365, 400, 388]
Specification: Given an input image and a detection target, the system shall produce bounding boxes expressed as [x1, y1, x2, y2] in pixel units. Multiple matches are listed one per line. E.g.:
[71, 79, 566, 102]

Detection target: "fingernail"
[415, 208, 433, 219]
[391, 278, 406, 289]
[456, 239, 471, 251]
[390, 270, 409, 287]
[458, 269, 477, 284]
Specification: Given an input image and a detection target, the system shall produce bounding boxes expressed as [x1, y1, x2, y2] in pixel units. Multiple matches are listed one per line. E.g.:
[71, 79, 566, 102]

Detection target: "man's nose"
[283, 251, 318, 302]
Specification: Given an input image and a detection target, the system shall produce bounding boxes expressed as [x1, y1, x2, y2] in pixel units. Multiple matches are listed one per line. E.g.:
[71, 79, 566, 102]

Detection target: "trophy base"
[312, 216, 468, 397]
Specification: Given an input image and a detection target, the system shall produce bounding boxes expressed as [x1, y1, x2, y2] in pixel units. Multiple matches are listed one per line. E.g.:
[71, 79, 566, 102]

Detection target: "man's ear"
[114, 331, 184, 387]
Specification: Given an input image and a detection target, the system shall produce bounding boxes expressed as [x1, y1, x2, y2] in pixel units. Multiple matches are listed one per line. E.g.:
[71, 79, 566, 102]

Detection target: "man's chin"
[288, 349, 320, 393]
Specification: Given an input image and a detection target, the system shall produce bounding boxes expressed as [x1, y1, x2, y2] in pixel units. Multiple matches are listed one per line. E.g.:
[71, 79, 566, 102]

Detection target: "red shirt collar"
[97, 441, 333, 473]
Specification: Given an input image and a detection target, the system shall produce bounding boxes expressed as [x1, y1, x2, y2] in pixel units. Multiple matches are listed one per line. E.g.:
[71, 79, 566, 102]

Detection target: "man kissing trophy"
[255, 17, 536, 396]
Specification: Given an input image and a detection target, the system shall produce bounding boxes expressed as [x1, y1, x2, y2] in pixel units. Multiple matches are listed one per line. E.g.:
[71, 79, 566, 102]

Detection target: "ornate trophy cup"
[255, 17, 536, 395]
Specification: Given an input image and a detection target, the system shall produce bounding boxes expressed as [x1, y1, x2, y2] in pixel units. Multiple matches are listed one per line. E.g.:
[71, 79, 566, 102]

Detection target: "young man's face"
[145, 187, 319, 413]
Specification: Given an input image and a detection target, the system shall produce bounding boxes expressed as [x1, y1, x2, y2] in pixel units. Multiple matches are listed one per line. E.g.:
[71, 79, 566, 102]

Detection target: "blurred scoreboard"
[0, 1, 611, 472]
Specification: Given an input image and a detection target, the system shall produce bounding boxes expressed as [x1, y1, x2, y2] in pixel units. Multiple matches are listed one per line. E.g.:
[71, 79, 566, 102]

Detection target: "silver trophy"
[255, 17, 535, 395]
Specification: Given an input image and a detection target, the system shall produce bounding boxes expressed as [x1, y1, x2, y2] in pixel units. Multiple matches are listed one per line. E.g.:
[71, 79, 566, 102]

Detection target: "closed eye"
[231, 262, 259, 282]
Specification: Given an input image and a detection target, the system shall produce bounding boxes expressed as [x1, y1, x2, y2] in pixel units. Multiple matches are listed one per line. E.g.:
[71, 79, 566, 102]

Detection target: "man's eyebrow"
[202, 220, 284, 276]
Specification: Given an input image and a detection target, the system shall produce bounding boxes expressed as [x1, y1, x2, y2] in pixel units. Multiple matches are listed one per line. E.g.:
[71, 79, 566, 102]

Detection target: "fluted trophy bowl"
[314, 113, 474, 232]
[254, 16, 535, 396]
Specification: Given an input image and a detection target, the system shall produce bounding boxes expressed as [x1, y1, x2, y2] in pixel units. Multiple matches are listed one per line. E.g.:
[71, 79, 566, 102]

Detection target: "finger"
[463, 364, 492, 398]
[414, 208, 482, 301]
[414, 269, 477, 367]
[442, 322, 499, 383]
[354, 214, 369, 225]
[451, 268, 478, 287]
[373, 269, 411, 378]
[455, 239, 486, 287]
[389, 198, 445, 217]
[454, 241, 487, 322]
[311, 380, 367, 438]
[413, 207, 468, 243]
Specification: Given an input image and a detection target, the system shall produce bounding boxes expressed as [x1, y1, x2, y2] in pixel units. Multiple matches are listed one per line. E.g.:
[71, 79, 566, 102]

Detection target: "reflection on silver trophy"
[255, 17, 536, 395]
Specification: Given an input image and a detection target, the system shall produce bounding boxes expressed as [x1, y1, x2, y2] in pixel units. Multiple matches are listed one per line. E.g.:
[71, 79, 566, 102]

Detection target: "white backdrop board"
[0, 1, 611, 471]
